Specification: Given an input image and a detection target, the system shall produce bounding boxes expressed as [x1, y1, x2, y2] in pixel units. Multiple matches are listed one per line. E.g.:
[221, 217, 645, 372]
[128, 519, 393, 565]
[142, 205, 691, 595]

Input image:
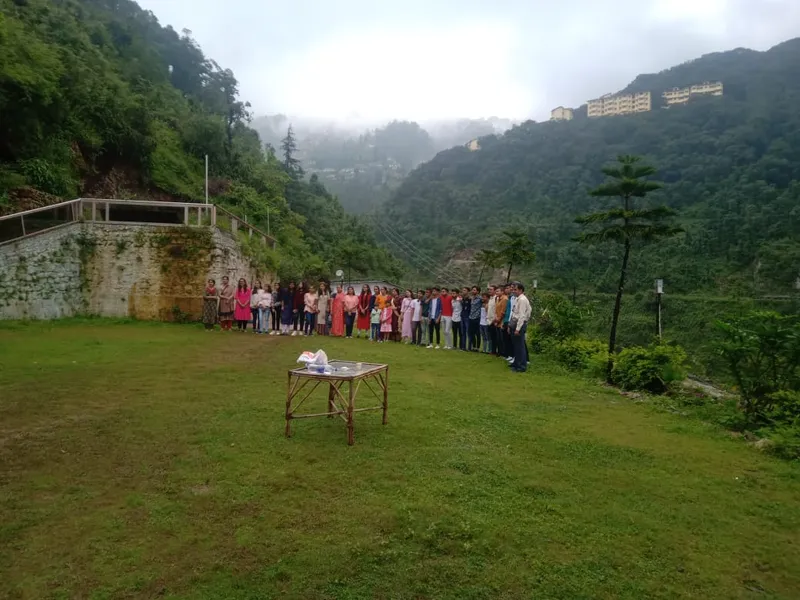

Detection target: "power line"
[372, 218, 462, 281]
[377, 230, 457, 286]
[371, 218, 464, 285]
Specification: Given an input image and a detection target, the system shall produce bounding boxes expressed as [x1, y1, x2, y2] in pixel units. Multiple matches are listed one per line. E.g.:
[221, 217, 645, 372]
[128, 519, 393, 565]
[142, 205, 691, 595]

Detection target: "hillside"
[381, 38, 800, 294]
[252, 116, 514, 213]
[0, 0, 399, 281]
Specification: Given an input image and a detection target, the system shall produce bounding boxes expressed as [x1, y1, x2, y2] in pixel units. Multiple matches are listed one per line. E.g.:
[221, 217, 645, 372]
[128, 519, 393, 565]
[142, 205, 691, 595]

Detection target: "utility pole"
[655, 279, 664, 340]
[204, 155, 209, 204]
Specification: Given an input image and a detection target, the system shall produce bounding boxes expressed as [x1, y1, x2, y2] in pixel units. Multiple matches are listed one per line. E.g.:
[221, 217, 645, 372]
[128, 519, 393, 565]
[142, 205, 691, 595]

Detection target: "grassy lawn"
[1, 320, 799, 599]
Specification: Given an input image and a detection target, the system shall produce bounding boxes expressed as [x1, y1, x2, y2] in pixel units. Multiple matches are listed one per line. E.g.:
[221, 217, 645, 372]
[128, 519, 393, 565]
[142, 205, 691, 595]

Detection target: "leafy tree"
[495, 228, 535, 284]
[715, 312, 800, 420]
[575, 155, 681, 381]
[334, 238, 373, 283]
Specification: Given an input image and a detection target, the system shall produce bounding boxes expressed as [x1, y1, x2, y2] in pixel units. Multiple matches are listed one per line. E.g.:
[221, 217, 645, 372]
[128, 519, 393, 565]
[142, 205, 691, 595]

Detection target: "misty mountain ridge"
[380, 36, 800, 295]
[251, 115, 518, 213]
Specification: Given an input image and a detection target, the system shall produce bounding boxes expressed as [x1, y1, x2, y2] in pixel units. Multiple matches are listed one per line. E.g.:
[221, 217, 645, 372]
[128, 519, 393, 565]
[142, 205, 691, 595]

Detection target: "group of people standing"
[202, 279, 532, 373]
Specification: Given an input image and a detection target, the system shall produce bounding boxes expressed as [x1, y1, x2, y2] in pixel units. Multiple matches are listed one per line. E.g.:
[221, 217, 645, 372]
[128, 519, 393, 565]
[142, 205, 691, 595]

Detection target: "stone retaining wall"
[0, 223, 274, 321]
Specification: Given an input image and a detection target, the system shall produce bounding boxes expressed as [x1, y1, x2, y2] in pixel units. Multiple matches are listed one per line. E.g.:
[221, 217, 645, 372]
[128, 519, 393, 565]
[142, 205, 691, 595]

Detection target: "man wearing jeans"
[440, 287, 454, 349]
[420, 289, 431, 346]
[502, 283, 515, 362]
[510, 283, 532, 373]
[427, 288, 442, 349]
[468, 286, 482, 351]
[459, 287, 471, 351]
[412, 289, 424, 346]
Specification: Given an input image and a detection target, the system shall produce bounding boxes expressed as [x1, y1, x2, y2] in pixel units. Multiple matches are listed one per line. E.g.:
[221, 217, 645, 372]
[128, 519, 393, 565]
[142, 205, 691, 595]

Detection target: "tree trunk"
[505, 263, 513, 284]
[478, 261, 489, 288]
[606, 239, 631, 383]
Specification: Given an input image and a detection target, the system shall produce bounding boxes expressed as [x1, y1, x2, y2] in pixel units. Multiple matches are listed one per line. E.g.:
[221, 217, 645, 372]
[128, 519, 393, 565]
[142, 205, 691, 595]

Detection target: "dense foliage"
[382, 39, 800, 295]
[715, 312, 800, 419]
[0, 0, 399, 280]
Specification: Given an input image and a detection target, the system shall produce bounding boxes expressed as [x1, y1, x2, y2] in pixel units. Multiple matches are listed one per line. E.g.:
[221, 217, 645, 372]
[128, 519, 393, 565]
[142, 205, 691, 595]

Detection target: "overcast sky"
[137, 0, 799, 123]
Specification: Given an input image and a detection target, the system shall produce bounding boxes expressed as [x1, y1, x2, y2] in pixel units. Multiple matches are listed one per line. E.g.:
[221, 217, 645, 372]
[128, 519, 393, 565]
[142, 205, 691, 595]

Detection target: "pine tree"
[575, 155, 682, 382]
[281, 125, 304, 179]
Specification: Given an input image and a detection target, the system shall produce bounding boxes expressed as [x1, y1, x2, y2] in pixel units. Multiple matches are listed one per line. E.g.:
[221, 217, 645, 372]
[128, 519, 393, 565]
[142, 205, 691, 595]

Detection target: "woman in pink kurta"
[400, 289, 414, 342]
[234, 278, 251, 331]
[330, 286, 345, 337]
[342, 286, 359, 338]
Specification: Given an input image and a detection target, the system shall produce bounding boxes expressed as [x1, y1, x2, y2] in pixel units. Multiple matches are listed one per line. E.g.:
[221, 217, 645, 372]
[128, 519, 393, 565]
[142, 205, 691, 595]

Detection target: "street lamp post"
[655, 279, 664, 340]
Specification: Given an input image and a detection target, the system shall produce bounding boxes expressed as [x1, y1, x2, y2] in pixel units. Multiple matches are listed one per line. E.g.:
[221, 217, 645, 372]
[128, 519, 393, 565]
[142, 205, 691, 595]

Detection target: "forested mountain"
[382, 39, 800, 295]
[252, 115, 514, 213]
[0, 0, 400, 281]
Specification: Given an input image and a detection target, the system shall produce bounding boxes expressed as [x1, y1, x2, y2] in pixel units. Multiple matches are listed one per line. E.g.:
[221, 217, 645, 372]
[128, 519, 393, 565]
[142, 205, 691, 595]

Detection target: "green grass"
[1, 320, 799, 599]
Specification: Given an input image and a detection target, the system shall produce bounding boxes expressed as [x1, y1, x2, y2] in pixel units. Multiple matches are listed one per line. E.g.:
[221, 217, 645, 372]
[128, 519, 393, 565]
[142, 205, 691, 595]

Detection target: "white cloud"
[136, 0, 800, 122]
[263, 22, 532, 121]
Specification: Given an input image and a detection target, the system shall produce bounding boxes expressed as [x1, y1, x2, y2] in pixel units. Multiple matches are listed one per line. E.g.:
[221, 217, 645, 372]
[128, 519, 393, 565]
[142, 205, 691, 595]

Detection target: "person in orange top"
[494, 286, 508, 357]
[375, 287, 388, 311]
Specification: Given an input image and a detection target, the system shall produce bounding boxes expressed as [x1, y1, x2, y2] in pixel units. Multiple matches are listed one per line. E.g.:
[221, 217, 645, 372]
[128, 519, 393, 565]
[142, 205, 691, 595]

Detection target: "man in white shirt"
[509, 282, 532, 373]
[411, 290, 423, 346]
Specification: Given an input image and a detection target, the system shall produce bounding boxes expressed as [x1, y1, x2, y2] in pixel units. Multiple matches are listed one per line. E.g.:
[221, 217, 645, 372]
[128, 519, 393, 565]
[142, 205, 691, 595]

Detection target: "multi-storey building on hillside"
[550, 106, 574, 121]
[662, 81, 724, 105]
[587, 91, 652, 118]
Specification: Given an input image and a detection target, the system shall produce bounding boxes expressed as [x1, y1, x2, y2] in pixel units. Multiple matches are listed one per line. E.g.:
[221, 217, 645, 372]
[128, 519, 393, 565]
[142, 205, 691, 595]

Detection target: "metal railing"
[0, 198, 276, 248]
[214, 205, 276, 249]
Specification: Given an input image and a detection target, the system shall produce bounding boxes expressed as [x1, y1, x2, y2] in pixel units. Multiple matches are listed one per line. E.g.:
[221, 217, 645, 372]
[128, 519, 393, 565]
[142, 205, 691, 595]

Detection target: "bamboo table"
[285, 361, 389, 445]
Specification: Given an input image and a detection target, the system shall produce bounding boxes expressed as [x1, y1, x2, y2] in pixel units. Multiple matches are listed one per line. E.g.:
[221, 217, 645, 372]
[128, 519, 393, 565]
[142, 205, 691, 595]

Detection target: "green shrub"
[612, 343, 687, 394]
[766, 390, 800, 425]
[764, 425, 800, 460]
[16, 158, 77, 197]
[529, 292, 592, 353]
[715, 311, 800, 421]
[758, 423, 800, 460]
[553, 338, 608, 372]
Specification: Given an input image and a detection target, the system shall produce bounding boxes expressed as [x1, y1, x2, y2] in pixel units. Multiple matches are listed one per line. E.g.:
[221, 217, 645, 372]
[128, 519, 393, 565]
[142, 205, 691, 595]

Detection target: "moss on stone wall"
[151, 227, 215, 321]
[1, 223, 262, 321]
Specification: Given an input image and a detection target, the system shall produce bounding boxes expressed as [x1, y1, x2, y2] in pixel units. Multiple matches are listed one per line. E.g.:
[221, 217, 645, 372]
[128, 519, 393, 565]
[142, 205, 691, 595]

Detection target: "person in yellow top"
[375, 286, 389, 311]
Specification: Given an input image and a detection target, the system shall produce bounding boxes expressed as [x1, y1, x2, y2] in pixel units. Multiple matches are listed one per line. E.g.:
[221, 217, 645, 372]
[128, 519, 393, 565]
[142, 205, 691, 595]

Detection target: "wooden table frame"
[285, 361, 389, 445]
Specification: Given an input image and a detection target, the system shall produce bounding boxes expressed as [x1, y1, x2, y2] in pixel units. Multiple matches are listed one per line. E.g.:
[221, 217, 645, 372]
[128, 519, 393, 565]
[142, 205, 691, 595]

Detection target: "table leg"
[285, 372, 293, 438]
[347, 379, 355, 446]
[382, 367, 389, 425]
[328, 383, 336, 418]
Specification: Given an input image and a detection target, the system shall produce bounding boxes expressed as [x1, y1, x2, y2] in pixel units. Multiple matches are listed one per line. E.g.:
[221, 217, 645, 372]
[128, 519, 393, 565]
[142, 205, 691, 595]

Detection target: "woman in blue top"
[279, 282, 295, 335]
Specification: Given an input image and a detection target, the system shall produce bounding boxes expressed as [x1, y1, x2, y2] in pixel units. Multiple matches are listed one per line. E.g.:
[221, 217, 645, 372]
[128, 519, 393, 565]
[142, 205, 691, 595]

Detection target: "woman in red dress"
[330, 285, 345, 337]
[356, 284, 372, 339]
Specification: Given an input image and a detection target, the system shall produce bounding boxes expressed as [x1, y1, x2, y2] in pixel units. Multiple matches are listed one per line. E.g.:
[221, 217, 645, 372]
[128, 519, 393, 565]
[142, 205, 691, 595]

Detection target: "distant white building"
[663, 81, 724, 106]
[588, 91, 652, 118]
[466, 139, 481, 151]
[550, 106, 574, 121]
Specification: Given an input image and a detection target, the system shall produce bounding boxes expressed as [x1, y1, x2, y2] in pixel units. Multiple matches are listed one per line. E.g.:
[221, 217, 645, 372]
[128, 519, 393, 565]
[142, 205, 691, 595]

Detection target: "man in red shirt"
[440, 287, 454, 349]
